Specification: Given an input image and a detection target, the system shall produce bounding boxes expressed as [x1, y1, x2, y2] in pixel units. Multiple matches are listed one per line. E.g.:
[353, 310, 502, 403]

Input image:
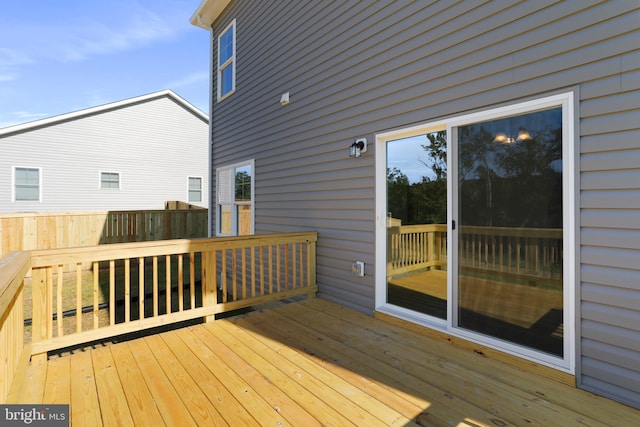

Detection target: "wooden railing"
[460, 225, 562, 283]
[0, 232, 317, 383]
[388, 223, 562, 283]
[0, 252, 31, 403]
[387, 224, 447, 275]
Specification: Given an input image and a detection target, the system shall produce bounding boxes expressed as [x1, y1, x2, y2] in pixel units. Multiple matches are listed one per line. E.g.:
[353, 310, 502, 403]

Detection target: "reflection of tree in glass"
[235, 171, 251, 201]
[458, 111, 562, 228]
[387, 130, 447, 225]
[421, 130, 447, 181]
[458, 125, 497, 226]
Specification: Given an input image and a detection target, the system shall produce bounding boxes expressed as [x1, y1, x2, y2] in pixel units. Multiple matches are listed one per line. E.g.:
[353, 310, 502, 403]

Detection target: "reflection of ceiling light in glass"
[493, 129, 532, 144]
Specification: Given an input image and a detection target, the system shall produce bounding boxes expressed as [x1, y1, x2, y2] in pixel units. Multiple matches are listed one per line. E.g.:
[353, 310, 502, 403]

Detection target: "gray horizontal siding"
[209, 0, 640, 406]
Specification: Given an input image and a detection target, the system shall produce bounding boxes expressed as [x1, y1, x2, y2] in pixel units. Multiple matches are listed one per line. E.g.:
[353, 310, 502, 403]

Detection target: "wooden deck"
[9, 298, 640, 426]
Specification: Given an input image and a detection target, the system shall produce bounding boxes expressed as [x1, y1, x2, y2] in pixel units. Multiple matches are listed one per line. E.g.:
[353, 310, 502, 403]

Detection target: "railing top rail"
[29, 232, 318, 267]
[0, 251, 31, 316]
[460, 225, 562, 238]
[394, 224, 446, 233]
[392, 223, 561, 239]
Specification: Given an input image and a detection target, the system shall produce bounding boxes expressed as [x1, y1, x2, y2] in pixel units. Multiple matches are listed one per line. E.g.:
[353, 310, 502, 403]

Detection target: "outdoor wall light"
[349, 137, 367, 157]
[280, 92, 290, 106]
[493, 129, 531, 144]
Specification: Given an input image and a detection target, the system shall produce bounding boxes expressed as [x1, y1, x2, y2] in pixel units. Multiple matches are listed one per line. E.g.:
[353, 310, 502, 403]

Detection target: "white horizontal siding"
[0, 96, 208, 213]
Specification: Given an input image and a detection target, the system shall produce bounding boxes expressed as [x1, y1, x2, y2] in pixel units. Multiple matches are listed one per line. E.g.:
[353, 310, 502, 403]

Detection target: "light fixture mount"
[349, 137, 368, 157]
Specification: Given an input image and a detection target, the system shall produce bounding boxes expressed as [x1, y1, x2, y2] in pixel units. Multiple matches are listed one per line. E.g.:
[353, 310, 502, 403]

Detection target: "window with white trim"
[217, 160, 253, 236]
[188, 176, 202, 202]
[217, 19, 236, 101]
[14, 167, 41, 201]
[100, 172, 120, 189]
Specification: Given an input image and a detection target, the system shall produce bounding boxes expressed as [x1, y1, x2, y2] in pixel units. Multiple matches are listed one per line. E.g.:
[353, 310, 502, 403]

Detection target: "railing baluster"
[189, 252, 195, 309]
[299, 243, 304, 288]
[93, 261, 99, 329]
[166, 255, 172, 313]
[276, 244, 282, 293]
[56, 265, 63, 337]
[292, 243, 297, 290]
[76, 263, 83, 333]
[260, 246, 265, 297]
[241, 248, 247, 300]
[251, 247, 256, 297]
[178, 254, 184, 312]
[268, 245, 273, 294]
[109, 260, 115, 325]
[221, 249, 228, 303]
[231, 249, 237, 301]
[139, 257, 145, 320]
[124, 259, 130, 323]
[153, 256, 159, 317]
[285, 244, 290, 291]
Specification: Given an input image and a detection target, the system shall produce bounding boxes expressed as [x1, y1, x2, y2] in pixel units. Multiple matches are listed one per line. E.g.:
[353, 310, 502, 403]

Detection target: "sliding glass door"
[377, 93, 574, 369]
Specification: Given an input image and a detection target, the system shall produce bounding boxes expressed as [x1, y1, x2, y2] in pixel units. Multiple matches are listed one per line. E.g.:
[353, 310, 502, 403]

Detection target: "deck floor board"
[9, 298, 640, 426]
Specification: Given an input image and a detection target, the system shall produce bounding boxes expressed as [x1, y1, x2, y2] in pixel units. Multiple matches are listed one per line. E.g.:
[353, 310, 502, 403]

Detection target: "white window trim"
[12, 166, 42, 202]
[217, 19, 236, 102]
[99, 171, 121, 190]
[216, 159, 254, 236]
[375, 92, 576, 373]
[188, 176, 203, 203]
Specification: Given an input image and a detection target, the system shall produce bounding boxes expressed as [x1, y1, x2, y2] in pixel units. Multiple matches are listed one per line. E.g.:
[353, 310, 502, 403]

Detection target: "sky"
[0, 0, 210, 129]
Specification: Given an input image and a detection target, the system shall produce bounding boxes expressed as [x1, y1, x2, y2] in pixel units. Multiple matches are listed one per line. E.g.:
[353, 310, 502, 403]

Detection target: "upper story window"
[217, 19, 236, 101]
[217, 160, 254, 236]
[188, 176, 202, 202]
[14, 166, 41, 201]
[100, 172, 120, 189]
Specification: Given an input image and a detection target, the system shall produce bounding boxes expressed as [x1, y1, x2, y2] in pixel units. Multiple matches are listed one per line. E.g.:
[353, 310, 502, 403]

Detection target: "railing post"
[30, 267, 50, 362]
[202, 248, 218, 322]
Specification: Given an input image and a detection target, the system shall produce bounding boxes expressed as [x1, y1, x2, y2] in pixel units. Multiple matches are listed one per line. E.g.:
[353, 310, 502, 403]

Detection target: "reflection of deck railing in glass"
[388, 224, 562, 284]
[387, 224, 447, 275]
[460, 226, 562, 285]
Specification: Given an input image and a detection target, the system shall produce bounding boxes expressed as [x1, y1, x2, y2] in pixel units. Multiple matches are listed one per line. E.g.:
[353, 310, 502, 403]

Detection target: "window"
[217, 160, 253, 236]
[100, 172, 120, 189]
[14, 167, 41, 201]
[217, 19, 236, 101]
[188, 177, 202, 202]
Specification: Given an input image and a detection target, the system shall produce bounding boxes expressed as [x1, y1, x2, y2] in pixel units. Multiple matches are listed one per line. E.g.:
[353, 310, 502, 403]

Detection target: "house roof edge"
[190, 0, 231, 30]
[0, 89, 208, 137]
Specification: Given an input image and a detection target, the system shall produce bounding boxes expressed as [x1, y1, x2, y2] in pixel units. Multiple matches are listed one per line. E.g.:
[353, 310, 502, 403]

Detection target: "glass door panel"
[386, 131, 447, 319]
[455, 107, 564, 356]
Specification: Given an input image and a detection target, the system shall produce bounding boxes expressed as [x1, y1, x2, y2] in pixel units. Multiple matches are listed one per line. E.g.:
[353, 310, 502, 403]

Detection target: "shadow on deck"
[8, 298, 640, 426]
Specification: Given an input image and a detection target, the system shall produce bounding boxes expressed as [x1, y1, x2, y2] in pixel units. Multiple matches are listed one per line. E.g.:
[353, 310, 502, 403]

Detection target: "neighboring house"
[0, 90, 209, 213]
[191, 1, 640, 408]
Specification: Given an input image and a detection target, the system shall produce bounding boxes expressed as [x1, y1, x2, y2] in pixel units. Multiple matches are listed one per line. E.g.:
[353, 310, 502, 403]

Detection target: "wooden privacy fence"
[27, 232, 317, 357]
[387, 223, 562, 283]
[0, 209, 208, 261]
